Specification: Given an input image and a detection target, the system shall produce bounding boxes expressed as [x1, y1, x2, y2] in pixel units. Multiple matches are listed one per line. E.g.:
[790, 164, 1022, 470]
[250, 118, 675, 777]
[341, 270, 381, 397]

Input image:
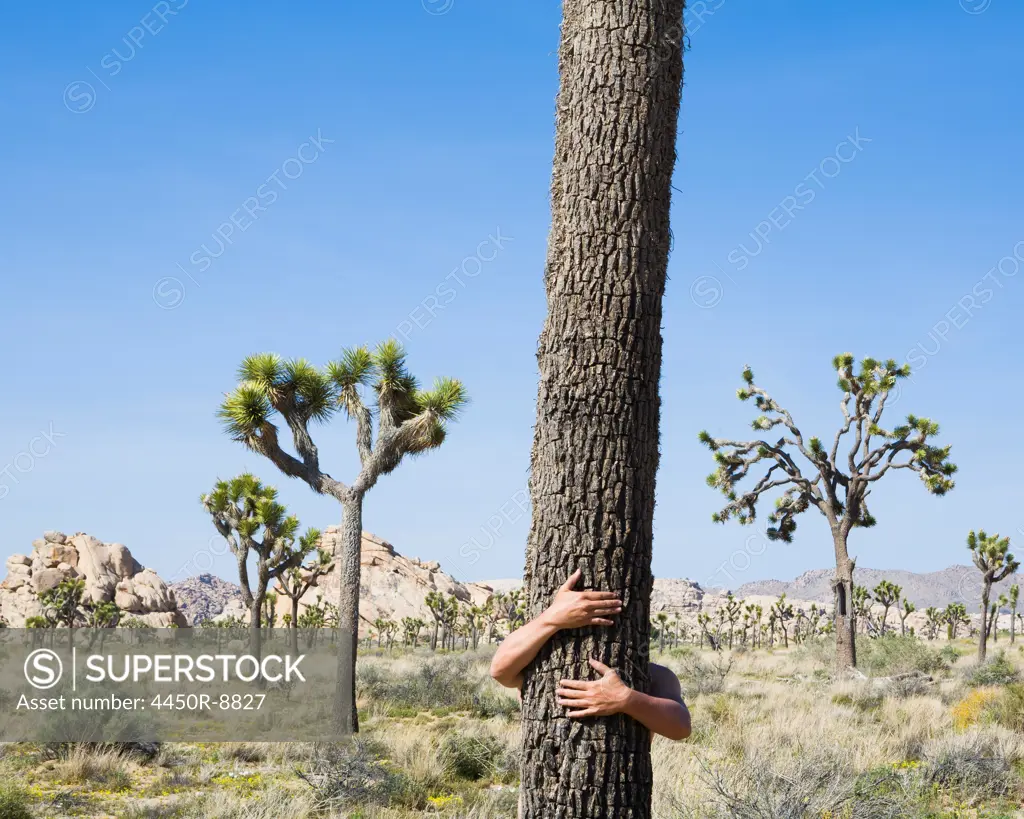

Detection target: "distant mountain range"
[729, 564, 1024, 611]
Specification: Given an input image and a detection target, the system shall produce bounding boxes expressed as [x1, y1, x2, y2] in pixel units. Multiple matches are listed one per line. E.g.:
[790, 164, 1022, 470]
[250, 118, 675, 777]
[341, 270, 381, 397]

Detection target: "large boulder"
[0, 531, 187, 628]
[266, 529, 497, 636]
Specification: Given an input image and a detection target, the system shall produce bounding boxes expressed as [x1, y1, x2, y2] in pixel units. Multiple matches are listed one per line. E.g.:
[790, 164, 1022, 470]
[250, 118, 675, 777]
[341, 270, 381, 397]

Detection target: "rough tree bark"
[833, 535, 857, 670]
[520, 1, 685, 816]
[336, 494, 363, 733]
[979, 582, 991, 662]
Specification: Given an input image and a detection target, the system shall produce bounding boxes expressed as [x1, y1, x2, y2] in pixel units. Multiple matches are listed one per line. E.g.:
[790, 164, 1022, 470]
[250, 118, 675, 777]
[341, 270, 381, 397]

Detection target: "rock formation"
[169, 573, 244, 625]
[0, 531, 187, 627]
[275, 529, 494, 634]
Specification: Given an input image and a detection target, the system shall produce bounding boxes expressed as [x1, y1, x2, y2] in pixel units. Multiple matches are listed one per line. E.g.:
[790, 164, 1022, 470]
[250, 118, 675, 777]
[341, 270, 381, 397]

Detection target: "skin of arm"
[489, 569, 623, 688]
[556, 660, 691, 741]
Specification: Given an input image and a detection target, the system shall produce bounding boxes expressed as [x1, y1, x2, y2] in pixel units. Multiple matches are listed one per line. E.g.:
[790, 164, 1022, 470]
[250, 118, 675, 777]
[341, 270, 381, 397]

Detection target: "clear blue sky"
[1, 0, 1022, 593]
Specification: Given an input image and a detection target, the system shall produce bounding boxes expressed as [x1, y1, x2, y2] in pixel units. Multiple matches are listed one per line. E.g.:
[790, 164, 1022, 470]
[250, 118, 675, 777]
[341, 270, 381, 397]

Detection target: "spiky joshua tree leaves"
[968, 530, 1020, 662]
[218, 341, 467, 732]
[201, 474, 320, 665]
[700, 354, 957, 670]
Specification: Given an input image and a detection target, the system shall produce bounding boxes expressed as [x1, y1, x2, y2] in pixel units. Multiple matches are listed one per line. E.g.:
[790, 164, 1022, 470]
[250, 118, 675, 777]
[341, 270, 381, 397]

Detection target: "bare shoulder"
[650, 663, 683, 701]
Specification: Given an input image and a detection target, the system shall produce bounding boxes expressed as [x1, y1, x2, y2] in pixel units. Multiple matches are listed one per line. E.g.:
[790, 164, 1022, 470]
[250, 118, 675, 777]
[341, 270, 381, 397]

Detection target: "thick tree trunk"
[249, 588, 267, 688]
[979, 585, 990, 662]
[833, 541, 857, 671]
[520, 2, 684, 816]
[335, 495, 363, 733]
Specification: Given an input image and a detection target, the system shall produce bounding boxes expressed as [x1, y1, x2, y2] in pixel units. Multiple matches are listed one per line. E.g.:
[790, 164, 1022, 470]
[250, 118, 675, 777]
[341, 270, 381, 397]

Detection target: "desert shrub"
[180, 788, 312, 819]
[298, 738, 414, 810]
[220, 743, 266, 763]
[992, 683, 1024, 731]
[964, 651, 1021, 687]
[831, 684, 884, 713]
[794, 636, 834, 668]
[0, 784, 33, 819]
[50, 745, 134, 788]
[441, 728, 515, 782]
[359, 654, 481, 712]
[705, 694, 737, 727]
[939, 643, 962, 666]
[676, 750, 918, 819]
[858, 635, 948, 676]
[885, 673, 932, 699]
[471, 684, 520, 719]
[673, 653, 732, 696]
[952, 687, 1001, 730]
[359, 653, 519, 720]
[923, 731, 1019, 800]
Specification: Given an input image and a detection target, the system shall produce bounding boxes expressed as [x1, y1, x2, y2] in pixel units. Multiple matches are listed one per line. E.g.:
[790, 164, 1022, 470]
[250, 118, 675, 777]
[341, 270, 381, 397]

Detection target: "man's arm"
[556, 661, 691, 741]
[489, 569, 622, 688]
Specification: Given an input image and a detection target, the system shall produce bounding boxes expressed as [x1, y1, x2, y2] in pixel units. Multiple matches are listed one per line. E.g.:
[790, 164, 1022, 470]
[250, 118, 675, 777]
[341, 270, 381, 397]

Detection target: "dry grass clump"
[357, 651, 519, 719]
[50, 744, 135, 790]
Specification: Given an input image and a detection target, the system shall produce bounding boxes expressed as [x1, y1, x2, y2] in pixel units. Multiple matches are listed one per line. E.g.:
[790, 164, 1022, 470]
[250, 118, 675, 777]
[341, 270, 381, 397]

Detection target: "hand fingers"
[589, 658, 613, 675]
[587, 605, 622, 615]
[557, 680, 592, 690]
[560, 568, 582, 592]
[566, 707, 599, 718]
[588, 618, 615, 627]
[556, 688, 590, 700]
[580, 591, 622, 602]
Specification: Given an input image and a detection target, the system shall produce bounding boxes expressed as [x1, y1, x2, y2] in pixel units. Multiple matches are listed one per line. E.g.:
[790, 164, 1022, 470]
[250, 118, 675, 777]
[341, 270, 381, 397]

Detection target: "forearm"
[622, 690, 691, 741]
[489, 614, 560, 687]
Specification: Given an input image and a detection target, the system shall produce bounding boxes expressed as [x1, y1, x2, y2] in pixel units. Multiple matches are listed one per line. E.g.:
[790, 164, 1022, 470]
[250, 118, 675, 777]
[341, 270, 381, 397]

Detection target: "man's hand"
[541, 569, 623, 630]
[556, 659, 632, 718]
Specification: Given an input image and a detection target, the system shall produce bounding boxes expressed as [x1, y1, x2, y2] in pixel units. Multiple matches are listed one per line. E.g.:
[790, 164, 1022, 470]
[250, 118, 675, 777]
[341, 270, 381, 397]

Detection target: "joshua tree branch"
[354, 403, 373, 466]
[352, 411, 438, 495]
[250, 423, 348, 501]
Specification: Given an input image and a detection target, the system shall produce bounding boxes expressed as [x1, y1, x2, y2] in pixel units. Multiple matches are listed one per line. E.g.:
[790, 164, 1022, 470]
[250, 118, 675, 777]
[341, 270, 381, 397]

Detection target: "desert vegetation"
[701, 355, 957, 671]
[2, 639, 1023, 817]
[217, 343, 468, 732]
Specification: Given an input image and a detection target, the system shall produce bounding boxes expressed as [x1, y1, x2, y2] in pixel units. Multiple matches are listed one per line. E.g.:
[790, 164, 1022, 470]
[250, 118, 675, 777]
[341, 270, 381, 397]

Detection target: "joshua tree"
[968, 530, 1020, 662]
[654, 612, 669, 654]
[852, 585, 873, 634]
[944, 602, 969, 640]
[923, 607, 942, 640]
[377, 617, 398, 650]
[722, 594, 743, 649]
[1010, 584, 1019, 645]
[672, 612, 684, 648]
[401, 617, 425, 648]
[697, 612, 719, 650]
[443, 594, 461, 651]
[872, 581, 901, 636]
[701, 355, 956, 669]
[218, 343, 467, 732]
[277, 546, 333, 652]
[201, 474, 319, 662]
[466, 605, 487, 650]
[482, 598, 503, 644]
[771, 594, 794, 648]
[39, 578, 85, 629]
[425, 591, 446, 651]
[992, 595, 1008, 643]
[898, 597, 916, 637]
